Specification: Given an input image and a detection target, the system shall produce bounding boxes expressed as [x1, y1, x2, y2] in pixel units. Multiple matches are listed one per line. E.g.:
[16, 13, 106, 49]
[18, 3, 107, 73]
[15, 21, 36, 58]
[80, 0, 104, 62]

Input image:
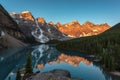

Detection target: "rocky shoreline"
[110, 71, 120, 77]
[26, 69, 82, 80]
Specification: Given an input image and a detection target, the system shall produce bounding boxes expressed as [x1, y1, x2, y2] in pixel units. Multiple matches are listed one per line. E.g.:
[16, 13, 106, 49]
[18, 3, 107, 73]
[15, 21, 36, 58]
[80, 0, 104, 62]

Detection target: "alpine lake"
[0, 44, 120, 80]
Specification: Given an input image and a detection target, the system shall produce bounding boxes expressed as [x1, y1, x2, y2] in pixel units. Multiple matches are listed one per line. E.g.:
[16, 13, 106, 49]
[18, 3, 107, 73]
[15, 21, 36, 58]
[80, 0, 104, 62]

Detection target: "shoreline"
[110, 71, 120, 77]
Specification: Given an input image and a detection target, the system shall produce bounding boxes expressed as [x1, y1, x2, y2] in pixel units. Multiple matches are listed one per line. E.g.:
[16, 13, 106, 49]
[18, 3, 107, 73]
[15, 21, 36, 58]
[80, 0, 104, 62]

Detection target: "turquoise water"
[0, 44, 120, 80]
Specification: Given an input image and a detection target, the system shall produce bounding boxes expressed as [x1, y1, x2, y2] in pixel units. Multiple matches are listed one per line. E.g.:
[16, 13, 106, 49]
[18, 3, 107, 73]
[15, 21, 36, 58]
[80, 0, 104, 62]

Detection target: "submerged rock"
[27, 69, 81, 80]
[49, 69, 71, 78]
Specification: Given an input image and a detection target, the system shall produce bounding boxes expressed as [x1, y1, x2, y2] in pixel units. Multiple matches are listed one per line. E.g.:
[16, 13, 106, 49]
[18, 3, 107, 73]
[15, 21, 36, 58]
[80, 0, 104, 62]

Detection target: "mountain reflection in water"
[37, 53, 92, 70]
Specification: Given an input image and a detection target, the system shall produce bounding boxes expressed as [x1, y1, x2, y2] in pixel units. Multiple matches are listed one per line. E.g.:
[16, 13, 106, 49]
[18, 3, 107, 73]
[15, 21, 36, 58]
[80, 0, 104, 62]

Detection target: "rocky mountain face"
[0, 4, 27, 48]
[10, 11, 66, 43]
[10, 11, 38, 43]
[56, 20, 110, 37]
[36, 18, 66, 40]
[0, 5, 25, 39]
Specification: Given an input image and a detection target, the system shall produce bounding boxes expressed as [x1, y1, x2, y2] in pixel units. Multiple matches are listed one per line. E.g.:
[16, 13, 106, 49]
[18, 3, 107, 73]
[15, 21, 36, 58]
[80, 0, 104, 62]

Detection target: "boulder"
[27, 69, 81, 80]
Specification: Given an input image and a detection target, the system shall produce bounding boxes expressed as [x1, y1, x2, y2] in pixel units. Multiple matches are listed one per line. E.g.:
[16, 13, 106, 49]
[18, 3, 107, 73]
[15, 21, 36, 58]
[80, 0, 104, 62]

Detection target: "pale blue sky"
[0, 0, 120, 26]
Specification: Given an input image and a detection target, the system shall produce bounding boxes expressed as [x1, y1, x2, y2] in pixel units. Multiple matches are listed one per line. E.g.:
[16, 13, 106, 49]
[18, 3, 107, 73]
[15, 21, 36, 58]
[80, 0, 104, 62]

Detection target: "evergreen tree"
[111, 57, 115, 71]
[25, 51, 33, 74]
[16, 68, 21, 80]
[8, 76, 11, 80]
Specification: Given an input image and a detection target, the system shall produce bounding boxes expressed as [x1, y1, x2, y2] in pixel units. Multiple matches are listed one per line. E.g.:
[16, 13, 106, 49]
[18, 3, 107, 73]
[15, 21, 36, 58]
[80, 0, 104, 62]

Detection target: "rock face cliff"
[0, 5, 25, 39]
[0, 4, 27, 48]
[10, 11, 37, 43]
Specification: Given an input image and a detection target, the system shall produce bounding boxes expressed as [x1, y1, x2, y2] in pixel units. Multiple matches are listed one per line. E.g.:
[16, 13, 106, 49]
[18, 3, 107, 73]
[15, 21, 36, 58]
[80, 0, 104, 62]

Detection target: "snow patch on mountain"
[1, 31, 5, 36]
[32, 20, 49, 43]
[21, 11, 30, 14]
[48, 28, 51, 33]
[9, 12, 16, 18]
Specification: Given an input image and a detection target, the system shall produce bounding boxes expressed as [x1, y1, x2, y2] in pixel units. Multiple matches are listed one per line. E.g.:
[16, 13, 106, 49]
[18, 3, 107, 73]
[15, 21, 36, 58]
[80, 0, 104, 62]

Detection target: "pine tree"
[8, 76, 11, 80]
[25, 51, 33, 74]
[111, 57, 115, 71]
[16, 68, 21, 80]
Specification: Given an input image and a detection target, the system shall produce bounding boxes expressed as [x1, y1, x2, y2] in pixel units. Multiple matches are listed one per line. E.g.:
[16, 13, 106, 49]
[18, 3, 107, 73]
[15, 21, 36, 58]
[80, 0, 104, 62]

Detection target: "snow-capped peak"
[9, 12, 17, 18]
[10, 12, 16, 15]
[21, 11, 30, 14]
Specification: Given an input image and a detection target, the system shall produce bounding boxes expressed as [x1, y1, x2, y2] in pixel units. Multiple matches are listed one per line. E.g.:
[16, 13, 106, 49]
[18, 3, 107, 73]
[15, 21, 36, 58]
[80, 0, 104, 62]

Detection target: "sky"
[0, 0, 120, 26]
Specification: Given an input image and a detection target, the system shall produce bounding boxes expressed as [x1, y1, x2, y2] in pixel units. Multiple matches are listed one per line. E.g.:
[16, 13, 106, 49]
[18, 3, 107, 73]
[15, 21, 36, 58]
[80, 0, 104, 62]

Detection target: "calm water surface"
[0, 44, 120, 80]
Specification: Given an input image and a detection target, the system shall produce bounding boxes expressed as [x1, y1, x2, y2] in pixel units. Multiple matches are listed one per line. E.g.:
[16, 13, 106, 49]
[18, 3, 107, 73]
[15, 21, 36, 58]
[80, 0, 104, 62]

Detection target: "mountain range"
[10, 10, 110, 37]
[0, 4, 110, 48]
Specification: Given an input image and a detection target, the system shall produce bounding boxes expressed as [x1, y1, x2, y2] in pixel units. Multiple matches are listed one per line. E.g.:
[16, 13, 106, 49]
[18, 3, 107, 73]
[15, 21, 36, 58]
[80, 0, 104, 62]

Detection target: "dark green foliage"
[25, 51, 33, 74]
[46, 39, 61, 44]
[56, 23, 120, 71]
[8, 76, 11, 80]
[16, 68, 21, 80]
[102, 49, 116, 71]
